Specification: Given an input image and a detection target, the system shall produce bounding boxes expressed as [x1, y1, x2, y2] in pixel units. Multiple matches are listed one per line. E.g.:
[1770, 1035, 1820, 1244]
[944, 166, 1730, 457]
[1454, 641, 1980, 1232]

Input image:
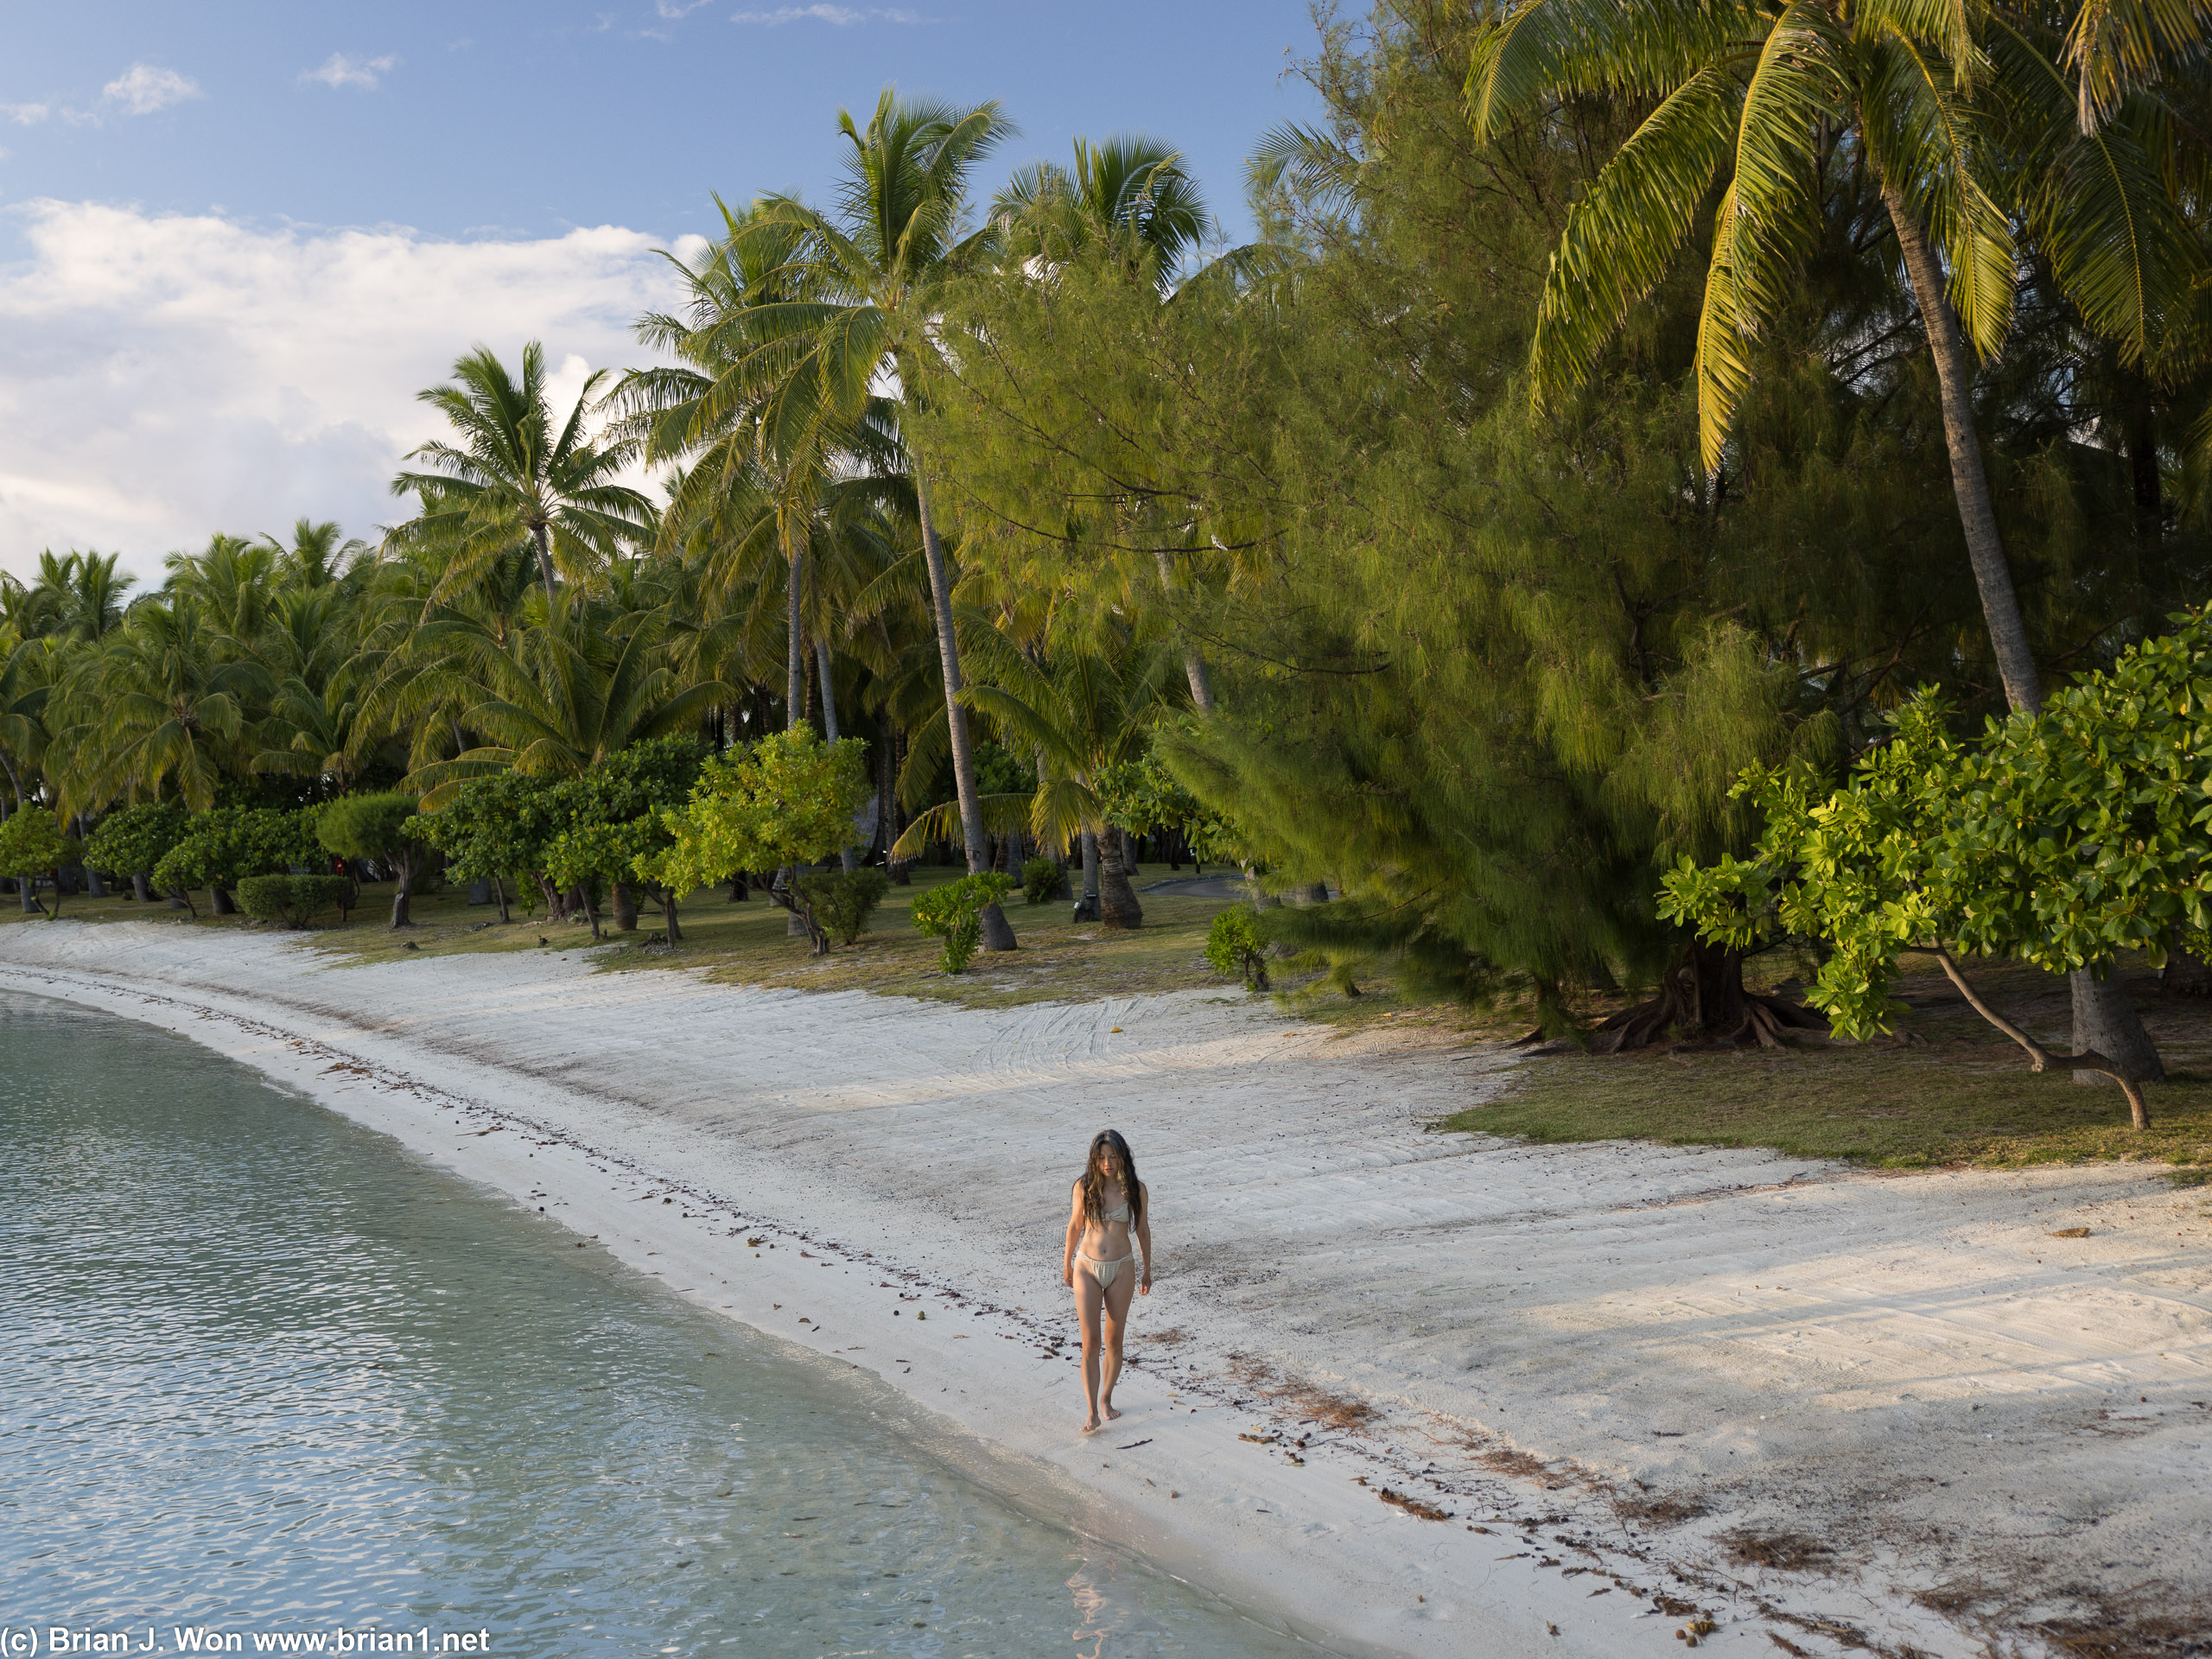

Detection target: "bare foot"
[1103, 1403, 1122, 1421]
[1081, 1414, 1103, 1435]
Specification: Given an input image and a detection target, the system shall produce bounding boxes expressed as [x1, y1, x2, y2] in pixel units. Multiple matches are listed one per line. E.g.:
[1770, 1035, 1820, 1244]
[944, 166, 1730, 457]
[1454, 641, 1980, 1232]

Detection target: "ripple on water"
[0, 991, 1306, 1656]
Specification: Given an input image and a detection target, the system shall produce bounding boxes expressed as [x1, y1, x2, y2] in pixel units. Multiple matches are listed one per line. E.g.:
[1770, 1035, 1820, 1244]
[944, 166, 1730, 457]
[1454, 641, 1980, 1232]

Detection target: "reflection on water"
[0, 991, 1307, 1656]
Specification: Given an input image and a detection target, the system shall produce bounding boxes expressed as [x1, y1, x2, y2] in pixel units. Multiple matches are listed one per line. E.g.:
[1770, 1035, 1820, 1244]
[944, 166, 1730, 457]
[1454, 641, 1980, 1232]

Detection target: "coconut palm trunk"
[782, 531, 812, 933]
[529, 523, 558, 606]
[1077, 829, 1101, 920]
[914, 467, 1016, 950]
[815, 637, 859, 874]
[1885, 188, 2163, 1087]
[1154, 549, 1217, 712]
[1097, 824, 1144, 929]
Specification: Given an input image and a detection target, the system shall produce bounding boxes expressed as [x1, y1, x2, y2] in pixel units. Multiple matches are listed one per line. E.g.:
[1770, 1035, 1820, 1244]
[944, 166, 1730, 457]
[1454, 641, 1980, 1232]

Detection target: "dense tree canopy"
[5, 10, 2208, 1123]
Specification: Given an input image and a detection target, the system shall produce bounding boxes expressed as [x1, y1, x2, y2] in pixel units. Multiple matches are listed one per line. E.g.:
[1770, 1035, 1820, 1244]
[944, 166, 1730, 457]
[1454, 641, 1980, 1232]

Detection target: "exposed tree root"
[1512, 943, 1829, 1056]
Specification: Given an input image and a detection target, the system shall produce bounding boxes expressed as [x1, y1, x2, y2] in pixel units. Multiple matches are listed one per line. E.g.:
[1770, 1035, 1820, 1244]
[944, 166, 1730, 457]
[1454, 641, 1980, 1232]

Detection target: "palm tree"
[391, 597, 730, 809]
[994, 134, 1216, 284]
[258, 518, 368, 589]
[64, 598, 267, 810]
[251, 585, 367, 789]
[166, 534, 281, 646]
[1468, 0, 2190, 1082]
[0, 628, 54, 810]
[898, 626, 1186, 929]
[987, 134, 1227, 713]
[390, 342, 655, 607]
[753, 89, 1021, 950]
[13, 550, 134, 644]
[617, 201, 899, 738]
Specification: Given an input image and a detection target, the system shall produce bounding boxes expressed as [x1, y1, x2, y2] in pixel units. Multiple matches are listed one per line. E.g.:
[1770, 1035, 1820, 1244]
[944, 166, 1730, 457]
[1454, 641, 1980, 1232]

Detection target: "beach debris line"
[1376, 1485, 1452, 1522]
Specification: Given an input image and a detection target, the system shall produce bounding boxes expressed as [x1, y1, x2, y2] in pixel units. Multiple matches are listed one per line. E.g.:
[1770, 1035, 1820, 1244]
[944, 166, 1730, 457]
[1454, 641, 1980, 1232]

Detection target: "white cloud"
[102, 64, 203, 117]
[302, 53, 398, 91]
[0, 202, 694, 578]
[1, 103, 50, 126]
[730, 5, 924, 22]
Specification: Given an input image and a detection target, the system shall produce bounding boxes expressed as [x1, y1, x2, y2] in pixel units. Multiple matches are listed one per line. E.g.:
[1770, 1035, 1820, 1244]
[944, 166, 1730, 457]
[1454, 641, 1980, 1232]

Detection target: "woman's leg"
[1075, 1264, 1105, 1432]
[1098, 1267, 1137, 1420]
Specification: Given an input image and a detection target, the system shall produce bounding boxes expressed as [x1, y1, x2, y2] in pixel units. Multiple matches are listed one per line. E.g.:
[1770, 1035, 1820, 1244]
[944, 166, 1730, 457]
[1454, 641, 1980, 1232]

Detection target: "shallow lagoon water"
[0, 991, 1310, 1656]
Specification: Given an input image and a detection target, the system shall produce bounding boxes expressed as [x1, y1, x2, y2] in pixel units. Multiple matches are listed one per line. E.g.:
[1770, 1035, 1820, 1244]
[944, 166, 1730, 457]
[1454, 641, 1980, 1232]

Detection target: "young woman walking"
[1061, 1129, 1152, 1435]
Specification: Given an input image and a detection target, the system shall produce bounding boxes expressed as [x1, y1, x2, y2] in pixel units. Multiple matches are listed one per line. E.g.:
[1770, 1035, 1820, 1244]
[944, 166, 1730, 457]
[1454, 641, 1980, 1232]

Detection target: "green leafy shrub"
[235, 874, 353, 929]
[0, 810, 79, 917]
[318, 793, 428, 926]
[1662, 607, 2212, 1130]
[1205, 908, 1271, 990]
[85, 803, 188, 887]
[798, 867, 891, 944]
[1020, 855, 1067, 906]
[148, 805, 317, 912]
[649, 728, 870, 954]
[150, 839, 213, 915]
[912, 873, 1017, 973]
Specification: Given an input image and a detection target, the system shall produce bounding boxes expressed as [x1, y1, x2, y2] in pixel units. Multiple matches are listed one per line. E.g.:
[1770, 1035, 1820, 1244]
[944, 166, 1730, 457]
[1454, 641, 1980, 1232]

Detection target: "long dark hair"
[1079, 1129, 1142, 1228]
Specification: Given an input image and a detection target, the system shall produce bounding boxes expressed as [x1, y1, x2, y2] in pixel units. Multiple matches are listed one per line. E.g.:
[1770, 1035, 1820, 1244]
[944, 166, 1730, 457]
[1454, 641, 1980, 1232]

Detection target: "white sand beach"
[3, 920, 2205, 1657]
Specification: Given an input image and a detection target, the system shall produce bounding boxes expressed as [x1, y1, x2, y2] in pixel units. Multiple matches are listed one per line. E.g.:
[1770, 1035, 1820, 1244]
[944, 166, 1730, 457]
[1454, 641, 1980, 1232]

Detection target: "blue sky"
[3, 1, 1320, 253]
[0, 2, 1325, 581]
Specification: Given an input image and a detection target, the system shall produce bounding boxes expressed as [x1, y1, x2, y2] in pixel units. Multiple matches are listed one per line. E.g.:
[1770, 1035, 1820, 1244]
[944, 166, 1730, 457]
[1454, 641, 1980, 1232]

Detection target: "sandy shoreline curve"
[3, 919, 2205, 1658]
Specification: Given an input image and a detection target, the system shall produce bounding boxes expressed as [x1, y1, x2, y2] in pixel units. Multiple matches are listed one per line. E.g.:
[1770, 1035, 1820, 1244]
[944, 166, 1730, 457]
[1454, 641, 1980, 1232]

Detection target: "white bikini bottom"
[1077, 1252, 1134, 1290]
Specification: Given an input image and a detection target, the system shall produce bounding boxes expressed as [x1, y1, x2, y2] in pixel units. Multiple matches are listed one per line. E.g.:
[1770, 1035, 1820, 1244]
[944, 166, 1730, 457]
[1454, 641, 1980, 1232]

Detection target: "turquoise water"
[0, 991, 1310, 1658]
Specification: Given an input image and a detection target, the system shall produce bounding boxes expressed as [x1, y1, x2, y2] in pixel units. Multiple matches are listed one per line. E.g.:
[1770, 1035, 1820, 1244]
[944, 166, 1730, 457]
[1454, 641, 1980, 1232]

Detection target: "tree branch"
[1926, 944, 2150, 1128]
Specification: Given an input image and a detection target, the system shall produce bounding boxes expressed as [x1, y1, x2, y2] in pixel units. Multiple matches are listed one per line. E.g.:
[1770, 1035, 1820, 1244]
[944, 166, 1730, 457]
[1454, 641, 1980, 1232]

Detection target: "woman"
[1062, 1128, 1152, 1435]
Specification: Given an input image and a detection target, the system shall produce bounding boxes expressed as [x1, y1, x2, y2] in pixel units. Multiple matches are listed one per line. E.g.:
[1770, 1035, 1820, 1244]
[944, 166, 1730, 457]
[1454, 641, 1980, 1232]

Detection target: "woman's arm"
[1063, 1183, 1084, 1287]
[1136, 1182, 1154, 1294]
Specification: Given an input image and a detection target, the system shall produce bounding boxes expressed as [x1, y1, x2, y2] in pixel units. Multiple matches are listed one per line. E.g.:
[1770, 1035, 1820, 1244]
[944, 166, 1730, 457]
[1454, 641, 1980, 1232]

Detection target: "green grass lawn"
[1440, 953, 2212, 1173]
[0, 864, 1249, 1011]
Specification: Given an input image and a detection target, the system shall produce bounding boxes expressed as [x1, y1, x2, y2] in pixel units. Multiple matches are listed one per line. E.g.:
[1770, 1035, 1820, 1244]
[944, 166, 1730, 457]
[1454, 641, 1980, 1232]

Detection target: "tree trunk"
[913, 464, 1016, 953]
[2069, 970, 2164, 1085]
[728, 873, 749, 902]
[2163, 941, 2212, 995]
[1154, 549, 1217, 712]
[132, 873, 152, 904]
[211, 886, 236, 916]
[493, 875, 511, 925]
[612, 881, 639, 931]
[530, 523, 558, 607]
[1519, 940, 1826, 1053]
[875, 725, 898, 863]
[786, 537, 807, 727]
[783, 537, 812, 934]
[1885, 184, 2165, 1087]
[660, 893, 683, 946]
[817, 637, 859, 874]
[390, 885, 412, 928]
[1074, 829, 1101, 921]
[1097, 825, 1144, 930]
[539, 874, 568, 922]
[580, 884, 601, 942]
[1883, 188, 2044, 715]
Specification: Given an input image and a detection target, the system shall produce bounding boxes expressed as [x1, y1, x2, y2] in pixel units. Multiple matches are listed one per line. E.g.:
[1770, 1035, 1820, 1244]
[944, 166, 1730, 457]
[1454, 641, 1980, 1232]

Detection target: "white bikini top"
[1099, 1189, 1131, 1224]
